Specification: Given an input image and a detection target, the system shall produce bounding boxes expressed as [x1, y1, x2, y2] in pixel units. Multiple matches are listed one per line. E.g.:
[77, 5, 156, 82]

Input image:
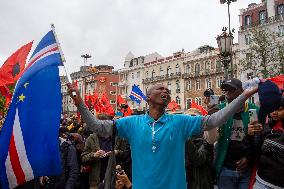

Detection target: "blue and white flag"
[129, 85, 147, 104]
[0, 31, 63, 189]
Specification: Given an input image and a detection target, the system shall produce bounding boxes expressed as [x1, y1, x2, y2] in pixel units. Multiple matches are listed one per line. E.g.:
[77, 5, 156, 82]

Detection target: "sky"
[0, 0, 258, 73]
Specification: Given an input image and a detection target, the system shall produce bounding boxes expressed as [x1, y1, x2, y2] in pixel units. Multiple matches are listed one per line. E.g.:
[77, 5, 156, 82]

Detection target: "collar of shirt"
[144, 112, 169, 125]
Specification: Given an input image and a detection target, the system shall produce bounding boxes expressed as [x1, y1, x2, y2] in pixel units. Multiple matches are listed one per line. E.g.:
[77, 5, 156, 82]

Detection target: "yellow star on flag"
[24, 82, 29, 88]
[18, 94, 26, 102]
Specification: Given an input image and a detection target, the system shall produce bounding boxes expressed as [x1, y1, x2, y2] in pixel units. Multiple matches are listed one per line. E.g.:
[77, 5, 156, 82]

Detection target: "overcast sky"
[0, 0, 258, 73]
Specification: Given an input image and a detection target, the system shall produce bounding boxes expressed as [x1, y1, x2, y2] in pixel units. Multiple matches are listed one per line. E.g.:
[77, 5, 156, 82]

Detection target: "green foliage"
[240, 27, 284, 78]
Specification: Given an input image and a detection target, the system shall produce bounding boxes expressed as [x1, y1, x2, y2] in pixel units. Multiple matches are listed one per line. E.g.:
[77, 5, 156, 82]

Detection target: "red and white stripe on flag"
[130, 91, 142, 101]
[5, 109, 34, 188]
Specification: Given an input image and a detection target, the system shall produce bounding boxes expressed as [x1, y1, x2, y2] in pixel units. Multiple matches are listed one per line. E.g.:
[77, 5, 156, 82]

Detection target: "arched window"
[176, 80, 180, 90]
[216, 60, 222, 71]
[278, 4, 284, 15]
[146, 71, 149, 78]
[195, 63, 200, 74]
[131, 73, 134, 79]
[176, 64, 180, 73]
[186, 65, 190, 74]
[195, 79, 201, 90]
[205, 78, 212, 89]
[176, 96, 181, 105]
[167, 66, 171, 76]
[152, 70, 155, 78]
[160, 66, 164, 75]
[167, 82, 171, 92]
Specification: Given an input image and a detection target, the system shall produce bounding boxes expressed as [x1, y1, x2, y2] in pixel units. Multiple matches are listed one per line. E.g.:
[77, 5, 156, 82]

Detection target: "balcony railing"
[241, 14, 284, 30]
[143, 73, 181, 84]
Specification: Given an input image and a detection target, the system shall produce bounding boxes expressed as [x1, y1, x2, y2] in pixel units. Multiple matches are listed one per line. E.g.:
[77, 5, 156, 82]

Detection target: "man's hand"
[243, 86, 258, 99]
[236, 157, 249, 171]
[117, 172, 132, 188]
[247, 121, 263, 136]
[67, 83, 83, 105]
[207, 104, 220, 115]
[94, 150, 106, 158]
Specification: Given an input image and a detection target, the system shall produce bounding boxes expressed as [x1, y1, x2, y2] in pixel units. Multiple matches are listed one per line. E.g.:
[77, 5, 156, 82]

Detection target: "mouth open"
[161, 94, 168, 101]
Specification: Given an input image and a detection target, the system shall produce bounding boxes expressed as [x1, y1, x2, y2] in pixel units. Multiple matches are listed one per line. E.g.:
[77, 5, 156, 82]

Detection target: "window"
[259, 11, 266, 24]
[204, 61, 209, 71]
[195, 79, 201, 90]
[176, 96, 181, 105]
[278, 4, 284, 15]
[246, 53, 252, 63]
[110, 82, 118, 86]
[160, 66, 164, 75]
[186, 98, 192, 109]
[152, 70, 155, 78]
[110, 91, 116, 95]
[195, 97, 202, 106]
[137, 71, 140, 78]
[216, 60, 222, 72]
[247, 72, 254, 80]
[176, 64, 180, 73]
[131, 73, 134, 79]
[146, 71, 149, 78]
[167, 66, 171, 76]
[110, 100, 116, 104]
[176, 80, 180, 90]
[195, 63, 200, 75]
[206, 78, 212, 89]
[245, 15, 252, 26]
[279, 25, 284, 37]
[185, 65, 191, 74]
[186, 80, 191, 91]
[167, 82, 171, 93]
[216, 77, 223, 88]
[245, 34, 251, 45]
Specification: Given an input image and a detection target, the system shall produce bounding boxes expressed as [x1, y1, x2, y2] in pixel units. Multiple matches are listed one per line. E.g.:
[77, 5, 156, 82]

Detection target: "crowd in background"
[0, 77, 283, 189]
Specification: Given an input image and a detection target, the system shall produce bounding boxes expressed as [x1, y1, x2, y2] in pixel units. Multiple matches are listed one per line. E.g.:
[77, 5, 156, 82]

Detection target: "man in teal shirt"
[68, 84, 257, 189]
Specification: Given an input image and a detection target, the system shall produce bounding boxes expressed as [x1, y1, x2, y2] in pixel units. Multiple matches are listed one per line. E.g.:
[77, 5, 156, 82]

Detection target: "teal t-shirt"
[115, 113, 202, 189]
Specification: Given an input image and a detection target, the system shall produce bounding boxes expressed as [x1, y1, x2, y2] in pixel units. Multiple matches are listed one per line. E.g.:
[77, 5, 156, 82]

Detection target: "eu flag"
[0, 31, 63, 189]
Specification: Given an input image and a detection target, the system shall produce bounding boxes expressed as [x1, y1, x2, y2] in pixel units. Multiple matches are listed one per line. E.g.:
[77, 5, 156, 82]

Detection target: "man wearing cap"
[68, 83, 257, 189]
[210, 78, 259, 189]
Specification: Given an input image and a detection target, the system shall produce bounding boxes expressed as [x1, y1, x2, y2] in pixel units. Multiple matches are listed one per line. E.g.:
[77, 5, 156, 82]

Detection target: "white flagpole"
[51, 24, 76, 96]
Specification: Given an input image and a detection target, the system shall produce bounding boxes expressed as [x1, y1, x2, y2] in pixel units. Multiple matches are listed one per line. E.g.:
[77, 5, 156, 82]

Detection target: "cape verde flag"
[129, 85, 147, 104]
[0, 31, 63, 189]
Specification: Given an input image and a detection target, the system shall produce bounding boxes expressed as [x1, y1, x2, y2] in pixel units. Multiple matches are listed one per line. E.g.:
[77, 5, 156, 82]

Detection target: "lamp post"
[217, 0, 237, 80]
[81, 54, 92, 66]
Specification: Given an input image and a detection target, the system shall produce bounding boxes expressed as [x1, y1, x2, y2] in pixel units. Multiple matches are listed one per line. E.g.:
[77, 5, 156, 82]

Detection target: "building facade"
[238, 0, 284, 81]
[118, 45, 239, 111]
[61, 65, 119, 113]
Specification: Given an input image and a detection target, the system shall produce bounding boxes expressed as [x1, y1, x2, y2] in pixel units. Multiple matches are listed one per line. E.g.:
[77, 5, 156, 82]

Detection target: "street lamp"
[216, 27, 234, 79]
[217, 0, 237, 80]
[81, 54, 92, 66]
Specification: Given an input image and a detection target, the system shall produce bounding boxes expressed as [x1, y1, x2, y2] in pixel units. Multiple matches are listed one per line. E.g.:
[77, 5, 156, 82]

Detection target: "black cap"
[221, 78, 243, 90]
[203, 88, 214, 97]
[258, 80, 283, 124]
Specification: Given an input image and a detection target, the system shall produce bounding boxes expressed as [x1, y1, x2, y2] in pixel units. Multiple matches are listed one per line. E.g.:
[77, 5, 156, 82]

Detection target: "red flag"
[0, 42, 33, 85]
[267, 74, 284, 89]
[117, 95, 126, 105]
[121, 106, 133, 117]
[0, 85, 12, 107]
[167, 100, 179, 112]
[191, 101, 208, 116]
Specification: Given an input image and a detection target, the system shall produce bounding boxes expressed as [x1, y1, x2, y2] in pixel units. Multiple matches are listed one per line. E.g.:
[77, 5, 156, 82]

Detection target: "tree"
[240, 27, 284, 78]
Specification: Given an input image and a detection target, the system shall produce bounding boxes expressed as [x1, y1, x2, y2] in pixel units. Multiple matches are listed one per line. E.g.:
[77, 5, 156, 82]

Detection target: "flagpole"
[51, 24, 76, 97]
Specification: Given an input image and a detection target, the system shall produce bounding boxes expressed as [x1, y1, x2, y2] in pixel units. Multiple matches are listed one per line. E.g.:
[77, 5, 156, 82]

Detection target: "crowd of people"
[0, 77, 283, 189]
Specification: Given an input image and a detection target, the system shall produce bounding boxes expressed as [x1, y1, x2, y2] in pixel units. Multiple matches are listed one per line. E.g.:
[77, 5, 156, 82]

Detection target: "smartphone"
[116, 167, 125, 175]
[248, 109, 258, 123]
[210, 95, 219, 105]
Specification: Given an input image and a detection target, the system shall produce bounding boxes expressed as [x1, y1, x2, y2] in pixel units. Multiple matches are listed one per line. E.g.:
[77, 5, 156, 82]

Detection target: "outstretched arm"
[202, 87, 258, 131]
[67, 83, 114, 137]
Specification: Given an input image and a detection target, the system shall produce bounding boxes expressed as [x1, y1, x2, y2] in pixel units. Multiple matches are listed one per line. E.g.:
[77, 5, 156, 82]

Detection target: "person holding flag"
[68, 82, 258, 189]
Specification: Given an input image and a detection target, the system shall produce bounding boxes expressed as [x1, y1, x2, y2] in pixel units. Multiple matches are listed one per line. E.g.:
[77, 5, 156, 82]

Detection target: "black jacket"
[53, 141, 79, 189]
